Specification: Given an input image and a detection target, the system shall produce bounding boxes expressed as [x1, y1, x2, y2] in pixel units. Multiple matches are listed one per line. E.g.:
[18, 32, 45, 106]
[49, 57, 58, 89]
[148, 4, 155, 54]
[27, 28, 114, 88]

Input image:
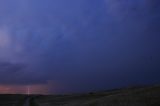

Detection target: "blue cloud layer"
[0, 0, 160, 93]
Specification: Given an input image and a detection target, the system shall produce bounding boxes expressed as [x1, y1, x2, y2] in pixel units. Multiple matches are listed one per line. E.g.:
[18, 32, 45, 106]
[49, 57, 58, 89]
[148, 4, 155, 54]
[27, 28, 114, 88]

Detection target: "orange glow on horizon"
[0, 84, 49, 94]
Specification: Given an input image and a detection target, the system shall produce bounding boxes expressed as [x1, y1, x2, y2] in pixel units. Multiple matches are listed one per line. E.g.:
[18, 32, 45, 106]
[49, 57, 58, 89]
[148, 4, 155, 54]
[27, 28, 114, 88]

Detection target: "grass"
[34, 85, 160, 106]
[17, 96, 28, 106]
[0, 85, 159, 106]
[0, 94, 26, 106]
[30, 97, 39, 106]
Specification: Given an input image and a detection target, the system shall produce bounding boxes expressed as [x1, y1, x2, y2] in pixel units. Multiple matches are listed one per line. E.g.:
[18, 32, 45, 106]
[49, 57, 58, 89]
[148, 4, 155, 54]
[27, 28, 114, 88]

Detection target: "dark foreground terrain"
[0, 85, 160, 106]
[0, 94, 26, 106]
[33, 85, 160, 106]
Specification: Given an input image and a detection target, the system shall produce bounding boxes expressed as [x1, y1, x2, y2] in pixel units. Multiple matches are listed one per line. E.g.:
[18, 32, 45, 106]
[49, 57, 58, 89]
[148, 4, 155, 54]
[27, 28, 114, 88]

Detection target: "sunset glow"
[0, 84, 49, 94]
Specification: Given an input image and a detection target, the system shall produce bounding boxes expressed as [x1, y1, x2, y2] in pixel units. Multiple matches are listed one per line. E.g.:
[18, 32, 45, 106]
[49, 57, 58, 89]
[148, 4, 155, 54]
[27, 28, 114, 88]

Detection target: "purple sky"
[0, 0, 160, 94]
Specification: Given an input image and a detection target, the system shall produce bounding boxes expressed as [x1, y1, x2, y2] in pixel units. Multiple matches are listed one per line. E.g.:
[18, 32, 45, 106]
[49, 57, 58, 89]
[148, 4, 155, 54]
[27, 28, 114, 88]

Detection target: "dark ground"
[33, 85, 160, 106]
[0, 85, 160, 106]
[0, 94, 26, 106]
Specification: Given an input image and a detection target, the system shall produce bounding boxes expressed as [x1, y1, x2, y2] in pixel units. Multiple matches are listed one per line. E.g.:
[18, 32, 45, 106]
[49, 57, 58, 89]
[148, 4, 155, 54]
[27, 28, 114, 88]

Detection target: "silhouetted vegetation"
[34, 85, 160, 106]
[0, 94, 26, 106]
[0, 85, 159, 106]
[30, 97, 39, 106]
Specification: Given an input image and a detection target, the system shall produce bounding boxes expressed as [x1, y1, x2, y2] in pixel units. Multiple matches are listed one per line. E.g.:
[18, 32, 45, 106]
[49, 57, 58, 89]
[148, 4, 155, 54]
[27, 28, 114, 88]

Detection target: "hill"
[33, 85, 160, 106]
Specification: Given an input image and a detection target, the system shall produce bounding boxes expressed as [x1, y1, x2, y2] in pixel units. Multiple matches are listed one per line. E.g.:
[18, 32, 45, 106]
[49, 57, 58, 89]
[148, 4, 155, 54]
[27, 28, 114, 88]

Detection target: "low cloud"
[0, 0, 159, 93]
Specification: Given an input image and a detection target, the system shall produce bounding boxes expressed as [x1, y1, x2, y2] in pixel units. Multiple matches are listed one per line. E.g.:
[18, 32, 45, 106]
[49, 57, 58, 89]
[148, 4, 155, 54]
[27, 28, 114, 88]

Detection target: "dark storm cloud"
[0, 61, 26, 84]
[0, 0, 160, 93]
[0, 61, 25, 72]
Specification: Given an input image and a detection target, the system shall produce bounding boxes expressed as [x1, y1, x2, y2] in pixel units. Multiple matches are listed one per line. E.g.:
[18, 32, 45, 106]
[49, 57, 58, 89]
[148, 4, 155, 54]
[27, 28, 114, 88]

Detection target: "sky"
[0, 0, 160, 94]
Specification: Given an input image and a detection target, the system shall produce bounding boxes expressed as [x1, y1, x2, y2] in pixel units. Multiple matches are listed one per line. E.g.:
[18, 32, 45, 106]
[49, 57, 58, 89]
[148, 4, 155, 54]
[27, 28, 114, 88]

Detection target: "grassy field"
[0, 94, 26, 106]
[33, 85, 160, 106]
[0, 85, 159, 106]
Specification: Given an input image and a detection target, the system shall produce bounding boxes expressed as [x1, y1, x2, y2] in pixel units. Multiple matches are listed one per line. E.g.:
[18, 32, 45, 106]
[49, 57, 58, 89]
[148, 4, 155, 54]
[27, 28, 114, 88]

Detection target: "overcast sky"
[0, 0, 160, 94]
